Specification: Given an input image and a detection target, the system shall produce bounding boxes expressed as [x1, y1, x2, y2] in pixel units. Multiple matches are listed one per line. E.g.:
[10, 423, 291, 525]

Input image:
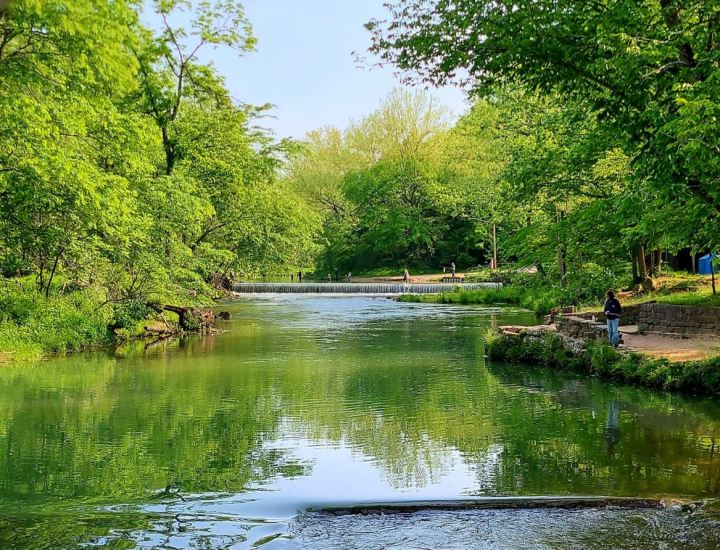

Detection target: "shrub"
[0, 283, 115, 359]
[113, 299, 150, 330]
[489, 330, 720, 396]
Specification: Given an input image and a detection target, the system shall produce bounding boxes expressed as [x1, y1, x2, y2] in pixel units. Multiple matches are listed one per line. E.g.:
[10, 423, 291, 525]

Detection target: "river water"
[1, 295, 720, 548]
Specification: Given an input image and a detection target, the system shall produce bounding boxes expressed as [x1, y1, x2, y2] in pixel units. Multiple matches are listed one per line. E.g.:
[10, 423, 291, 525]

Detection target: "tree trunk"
[555, 207, 567, 288]
[630, 251, 639, 285]
[492, 223, 498, 270]
[557, 247, 568, 288]
[162, 126, 175, 176]
[631, 244, 652, 289]
[654, 250, 662, 275]
[45, 249, 63, 298]
[636, 244, 654, 290]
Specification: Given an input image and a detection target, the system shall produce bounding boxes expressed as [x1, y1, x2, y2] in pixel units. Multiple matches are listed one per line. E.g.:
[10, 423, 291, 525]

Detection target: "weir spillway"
[233, 282, 502, 294]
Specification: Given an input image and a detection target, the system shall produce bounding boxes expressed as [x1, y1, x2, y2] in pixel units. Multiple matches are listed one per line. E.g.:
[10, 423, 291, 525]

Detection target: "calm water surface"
[1, 296, 720, 548]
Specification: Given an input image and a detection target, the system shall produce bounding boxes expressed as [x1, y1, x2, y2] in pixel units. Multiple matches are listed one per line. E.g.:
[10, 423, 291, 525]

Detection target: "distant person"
[347, 272, 352, 282]
[604, 290, 622, 347]
[403, 268, 410, 284]
[291, 273, 294, 282]
[298, 271, 303, 283]
[450, 262, 456, 277]
[327, 273, 332, 283]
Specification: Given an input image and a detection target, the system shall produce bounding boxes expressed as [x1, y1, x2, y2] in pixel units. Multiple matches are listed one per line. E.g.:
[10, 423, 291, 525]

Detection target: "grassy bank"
[397, 287, 562, 314]
[400, 272, 720, 314]
[0, 279, 204, 364]
[486, 330, 720, 396]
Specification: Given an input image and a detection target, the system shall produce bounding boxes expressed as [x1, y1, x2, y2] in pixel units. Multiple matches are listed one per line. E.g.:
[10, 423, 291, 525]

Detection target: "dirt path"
[620, 327, 720, 362]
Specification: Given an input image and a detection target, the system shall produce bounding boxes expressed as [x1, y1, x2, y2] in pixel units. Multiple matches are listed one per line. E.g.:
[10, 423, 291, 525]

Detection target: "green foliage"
[488, 331, 720, 396]
[363, 2, 720, 297]
[112, 300, 151, 330]
[289, 89, 496, 273]
[0, 281, 112, 360]
[370, 0, 720, 221]
[0, 0, 320, 360]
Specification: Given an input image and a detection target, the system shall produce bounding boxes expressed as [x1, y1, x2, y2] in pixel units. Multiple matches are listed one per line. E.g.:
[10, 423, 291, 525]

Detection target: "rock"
[217, 311, 232, 320]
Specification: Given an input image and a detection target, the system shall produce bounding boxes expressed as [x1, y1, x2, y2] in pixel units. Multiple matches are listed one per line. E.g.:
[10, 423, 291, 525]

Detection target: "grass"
[398, 287, 563, 315]
[574, 273, 720, 312]
[0, 284, 115, 363]
[630, 290, 720, 308]
[0, 279, 127, 363]
[485, 330, 720, 396]
[0, 276, 217, 364]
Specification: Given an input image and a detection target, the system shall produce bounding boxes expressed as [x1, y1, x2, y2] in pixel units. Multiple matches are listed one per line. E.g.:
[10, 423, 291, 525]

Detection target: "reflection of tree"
[1, 307, 720, 514]
[486, 363, 720, 496]
[0, 354, 291, 504]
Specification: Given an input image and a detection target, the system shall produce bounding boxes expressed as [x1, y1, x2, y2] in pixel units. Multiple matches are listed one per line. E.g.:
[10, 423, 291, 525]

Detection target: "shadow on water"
[0, 295, 719, 548]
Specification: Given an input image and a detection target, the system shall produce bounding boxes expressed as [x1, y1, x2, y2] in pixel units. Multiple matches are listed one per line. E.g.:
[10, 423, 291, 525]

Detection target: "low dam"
[233, 282, 502, 294]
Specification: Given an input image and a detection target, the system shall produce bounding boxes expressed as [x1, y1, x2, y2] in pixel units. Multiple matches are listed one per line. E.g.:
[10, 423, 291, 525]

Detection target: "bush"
[113, 299, 150, 330]
[0, 282, 115, 360]
[488, 330, 720, 396]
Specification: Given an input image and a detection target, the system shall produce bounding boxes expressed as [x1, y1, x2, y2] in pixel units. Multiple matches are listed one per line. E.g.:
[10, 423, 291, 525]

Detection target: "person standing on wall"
[403, 267, 410, 284]
[450, 262, 456, 277]
[604, 290, 622, 347]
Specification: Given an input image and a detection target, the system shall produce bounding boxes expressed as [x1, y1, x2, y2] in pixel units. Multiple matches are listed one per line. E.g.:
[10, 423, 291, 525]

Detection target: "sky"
[144, 0, 469, 140]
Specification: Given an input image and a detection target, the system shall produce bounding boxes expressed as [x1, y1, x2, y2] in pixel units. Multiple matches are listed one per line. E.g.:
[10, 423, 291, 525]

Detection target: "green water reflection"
[0, 296, 719, 546]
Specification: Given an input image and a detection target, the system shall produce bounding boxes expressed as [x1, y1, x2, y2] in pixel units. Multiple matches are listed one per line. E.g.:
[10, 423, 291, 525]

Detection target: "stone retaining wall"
[556, 316, 608, 341]
[638, 303, 720, 338]
[573, 303, 644, 325]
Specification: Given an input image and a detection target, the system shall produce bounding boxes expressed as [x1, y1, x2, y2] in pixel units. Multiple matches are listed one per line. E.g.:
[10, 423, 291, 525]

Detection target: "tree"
[0, 0, 146, 293]
[135, 0, 256, 175]
[368, 0, 720, 225]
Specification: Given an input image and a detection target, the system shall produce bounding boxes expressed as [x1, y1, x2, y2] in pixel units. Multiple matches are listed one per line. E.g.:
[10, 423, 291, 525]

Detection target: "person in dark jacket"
[604, 290, 622, 347]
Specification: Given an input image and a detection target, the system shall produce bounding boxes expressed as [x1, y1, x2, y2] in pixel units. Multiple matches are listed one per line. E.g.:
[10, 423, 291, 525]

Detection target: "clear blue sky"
[144, 1, 468, 139]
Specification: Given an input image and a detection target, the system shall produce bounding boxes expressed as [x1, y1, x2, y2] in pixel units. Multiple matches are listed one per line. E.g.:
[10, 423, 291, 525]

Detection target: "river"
[0, 295, 719, 548]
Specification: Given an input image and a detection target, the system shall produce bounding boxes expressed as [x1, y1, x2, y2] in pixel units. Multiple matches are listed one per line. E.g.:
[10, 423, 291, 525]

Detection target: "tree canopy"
[0, 0, 317, 313]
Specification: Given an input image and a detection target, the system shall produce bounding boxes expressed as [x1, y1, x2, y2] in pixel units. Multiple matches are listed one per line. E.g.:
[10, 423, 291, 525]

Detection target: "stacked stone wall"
[638, 303, 720, 338]
[556, 316, 608, 341]
[574, 303, 644, 325]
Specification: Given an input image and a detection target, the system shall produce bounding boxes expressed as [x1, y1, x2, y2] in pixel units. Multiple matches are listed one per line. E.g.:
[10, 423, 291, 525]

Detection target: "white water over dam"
[233, 282, 502, 294]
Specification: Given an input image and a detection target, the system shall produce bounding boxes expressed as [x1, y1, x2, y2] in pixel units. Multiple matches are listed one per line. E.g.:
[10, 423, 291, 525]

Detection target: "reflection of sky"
[139, 433, 499, 548]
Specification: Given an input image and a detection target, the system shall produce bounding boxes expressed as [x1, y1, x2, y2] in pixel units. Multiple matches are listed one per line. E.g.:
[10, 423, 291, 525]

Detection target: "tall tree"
[368, 0, 720, 220]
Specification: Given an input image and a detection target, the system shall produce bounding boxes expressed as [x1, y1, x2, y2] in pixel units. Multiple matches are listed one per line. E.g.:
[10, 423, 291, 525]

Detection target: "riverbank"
[0, 279, 220, 364]
[486, 329, 720, 396]
[397, 287, 560, 314]
[398, 273, 720, 315]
